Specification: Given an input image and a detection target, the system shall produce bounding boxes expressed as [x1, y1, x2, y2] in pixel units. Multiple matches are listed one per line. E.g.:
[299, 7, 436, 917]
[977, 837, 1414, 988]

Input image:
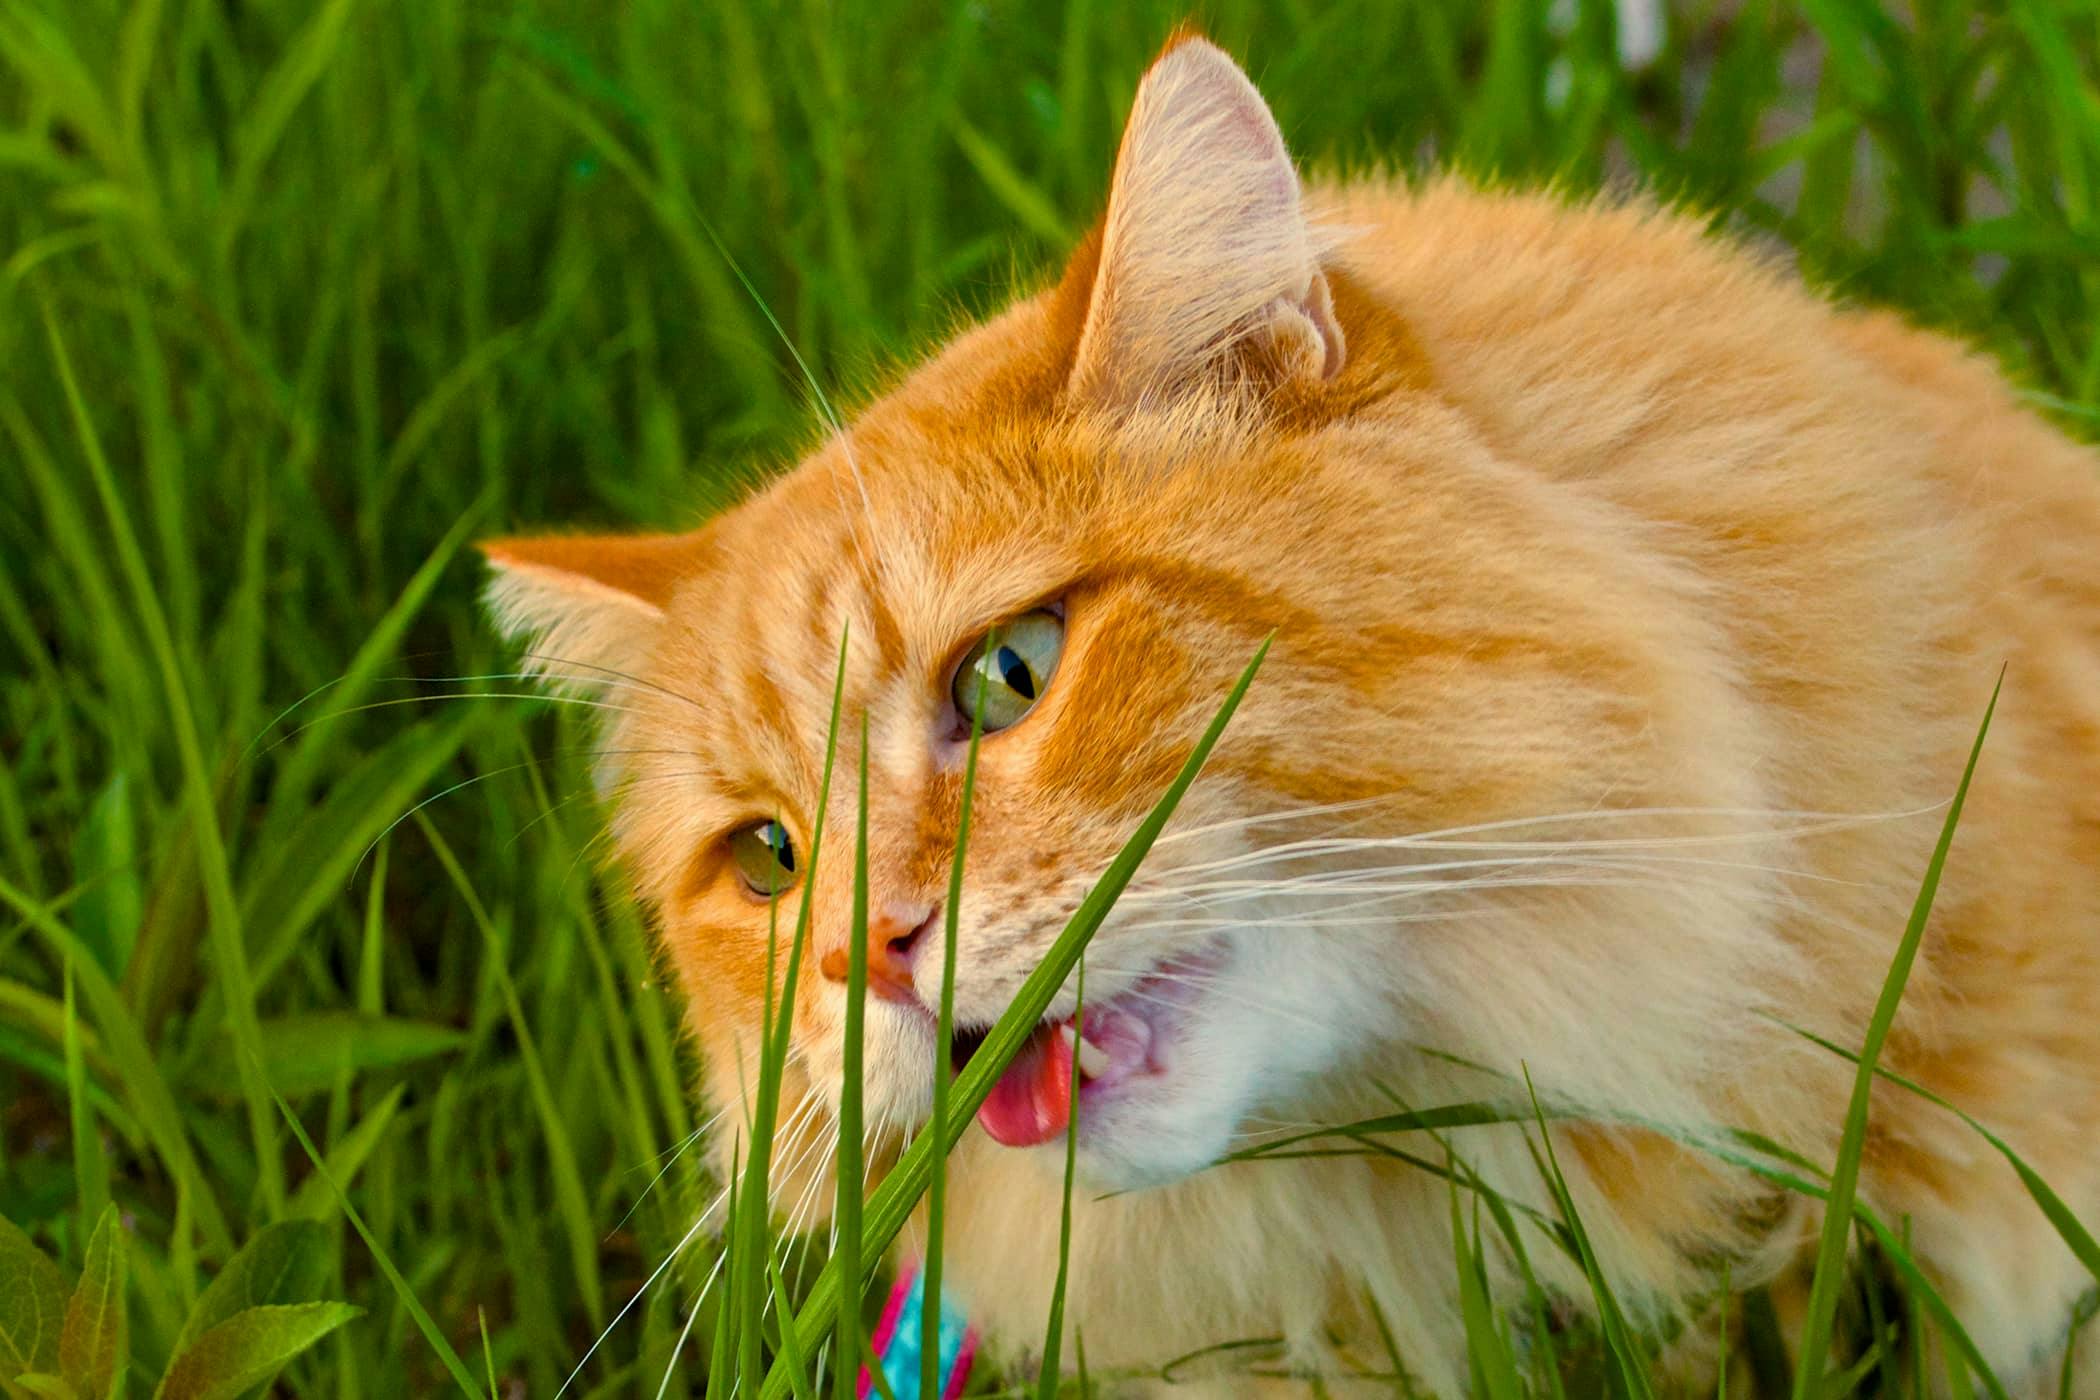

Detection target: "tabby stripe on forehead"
[859, 559, 909, 680]
[801, 552, 909, 684]
[737, 656, 802, 770]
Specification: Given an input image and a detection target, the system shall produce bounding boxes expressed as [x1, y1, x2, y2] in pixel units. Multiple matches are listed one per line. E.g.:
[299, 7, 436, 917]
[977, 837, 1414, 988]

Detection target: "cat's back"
[1318, 178, 2100, 1372]
[1320, 177, 2100, 547]
[1320, 176, 2100, 717]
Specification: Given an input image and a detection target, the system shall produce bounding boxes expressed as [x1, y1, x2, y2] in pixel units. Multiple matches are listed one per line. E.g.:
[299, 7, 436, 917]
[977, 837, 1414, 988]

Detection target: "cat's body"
[481, 38, 2100, 1396]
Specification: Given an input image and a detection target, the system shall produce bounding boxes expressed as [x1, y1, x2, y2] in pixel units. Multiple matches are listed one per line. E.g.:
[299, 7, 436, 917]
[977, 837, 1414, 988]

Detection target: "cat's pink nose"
[819, 901, 937, 1006]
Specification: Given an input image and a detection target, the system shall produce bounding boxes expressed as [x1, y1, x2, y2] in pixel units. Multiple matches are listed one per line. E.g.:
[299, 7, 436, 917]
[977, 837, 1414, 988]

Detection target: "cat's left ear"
[1066, 34, 1344, 410]
[477, 531, 703, 691]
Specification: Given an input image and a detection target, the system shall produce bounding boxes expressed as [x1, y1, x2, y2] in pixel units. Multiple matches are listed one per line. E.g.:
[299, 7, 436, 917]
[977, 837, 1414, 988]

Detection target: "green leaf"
[159, 1303, 360, 1400]
[68, 775, 140, 979]
[1793, 676, 2000, 1400]
[1524, 1074, 1653, 1400]
[0, 1215, 68, 1383]
[285, 1084, 407, 1220]
[10, 1376, 78, 1400]
[58, 1207, 124, 1400]
[1452, 1178, 1522, 1400]
[166, 1222, 331, 1362]
[187, 1013, 467, 1101]
[0, 878, 234, 1254]
[266, 1078, 487, 1399]
[1783, 1018, 2100, 1288]
[242, 718, 474, 993]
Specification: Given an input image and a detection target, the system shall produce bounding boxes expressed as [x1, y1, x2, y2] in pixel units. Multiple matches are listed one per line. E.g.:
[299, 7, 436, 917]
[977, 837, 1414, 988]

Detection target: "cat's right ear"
[477, 531, 702, 691]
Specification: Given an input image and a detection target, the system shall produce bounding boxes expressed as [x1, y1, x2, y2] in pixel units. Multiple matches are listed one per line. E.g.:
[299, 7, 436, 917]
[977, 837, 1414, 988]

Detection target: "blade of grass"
[1219, 1100, 1536, 1162]
[1674, 1124, 2009, 1398]
[43, 304, 285, 1214]
[1781, 1017, 2100, 1285]
[705, 1145, 741, 1400]
[1451, 1165, 1523, 1400]
[286, 1083, 407, 1221]
[769, 1251, 816, 1400]
[1034, 957, 1084, 1400]
[834, 712, 871, 1400]
[761, 637, 1269, 1400]
[737, 630, 847, 1394]
[925, 625, 992, 1400]
[63, 957, 109, 1227]
[267, 1072, 487, 1399]
[258, 488, 492, 816]
[1, 875, 233, 1254]
[1793, 673, 2001, 1400]
[1524, 1068, 1654, 1400]
[416, 813, 604, 1327]
[860, 1333, 901, 1400]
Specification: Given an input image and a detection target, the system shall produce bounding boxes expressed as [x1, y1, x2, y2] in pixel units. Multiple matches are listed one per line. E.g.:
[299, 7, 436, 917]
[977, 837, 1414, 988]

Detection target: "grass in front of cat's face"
[2, 0, 2097, 1395]
[695, 668, 2045, 1400]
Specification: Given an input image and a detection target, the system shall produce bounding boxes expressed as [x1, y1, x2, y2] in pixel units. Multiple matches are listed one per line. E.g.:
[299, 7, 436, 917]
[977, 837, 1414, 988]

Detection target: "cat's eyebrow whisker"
[353, 750, 704, 883]
[246, 664, 675, 757]
[517, 650, 716, 718]
[693, 208, 885, 585]
[263, 689, 647, 754]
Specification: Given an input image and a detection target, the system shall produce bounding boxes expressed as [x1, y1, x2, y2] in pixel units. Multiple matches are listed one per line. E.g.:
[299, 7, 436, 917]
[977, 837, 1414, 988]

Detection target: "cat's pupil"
[948, 607, 1063, 734]
[996, 646, 1036, 699]
[765, 823, 795, 872]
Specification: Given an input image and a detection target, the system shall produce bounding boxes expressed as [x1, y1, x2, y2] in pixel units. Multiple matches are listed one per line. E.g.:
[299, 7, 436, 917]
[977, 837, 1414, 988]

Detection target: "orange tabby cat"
[479, 34, 2100, 1396]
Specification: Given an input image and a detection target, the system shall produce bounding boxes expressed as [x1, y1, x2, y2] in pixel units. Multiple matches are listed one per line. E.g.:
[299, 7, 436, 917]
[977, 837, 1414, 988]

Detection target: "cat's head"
[478, 37, 1742, 1192]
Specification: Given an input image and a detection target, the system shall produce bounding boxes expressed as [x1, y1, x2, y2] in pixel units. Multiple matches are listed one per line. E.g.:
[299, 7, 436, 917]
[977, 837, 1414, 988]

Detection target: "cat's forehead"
[639, 282, 1282, 783]
[648, 426, 1086, 768]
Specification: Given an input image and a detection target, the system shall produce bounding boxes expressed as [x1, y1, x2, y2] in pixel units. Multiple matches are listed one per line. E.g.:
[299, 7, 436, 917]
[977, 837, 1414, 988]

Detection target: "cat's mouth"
[947, 942, 1225, 1149]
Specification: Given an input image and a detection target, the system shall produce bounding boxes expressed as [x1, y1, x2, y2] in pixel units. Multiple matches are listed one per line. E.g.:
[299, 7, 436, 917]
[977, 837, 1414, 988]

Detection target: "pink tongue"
[976, 1022, 1075, 1147]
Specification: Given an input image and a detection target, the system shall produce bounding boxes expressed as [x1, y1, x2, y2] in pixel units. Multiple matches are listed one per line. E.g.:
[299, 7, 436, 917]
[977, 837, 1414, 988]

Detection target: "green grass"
[2, 0, 2098, 1396]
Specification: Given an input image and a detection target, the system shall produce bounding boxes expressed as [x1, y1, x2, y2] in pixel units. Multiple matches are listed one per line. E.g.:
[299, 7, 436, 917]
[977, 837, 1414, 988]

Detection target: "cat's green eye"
[952, 609, 1065, 734]
[728, 819, 798, 897]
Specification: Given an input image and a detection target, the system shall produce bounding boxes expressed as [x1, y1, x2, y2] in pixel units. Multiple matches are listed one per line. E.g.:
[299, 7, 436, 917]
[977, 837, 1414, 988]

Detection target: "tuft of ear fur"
[478, 532, 703, 692]
[1066, 34, 1344, 410]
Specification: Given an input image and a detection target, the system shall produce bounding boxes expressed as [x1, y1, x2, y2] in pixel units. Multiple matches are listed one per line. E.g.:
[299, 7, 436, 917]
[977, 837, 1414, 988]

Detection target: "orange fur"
[479, 35, 2100, 1398]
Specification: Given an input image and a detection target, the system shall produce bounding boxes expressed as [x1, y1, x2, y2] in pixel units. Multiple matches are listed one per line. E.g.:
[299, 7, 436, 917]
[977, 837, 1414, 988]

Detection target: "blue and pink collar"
[858, 1262, 978, 1400]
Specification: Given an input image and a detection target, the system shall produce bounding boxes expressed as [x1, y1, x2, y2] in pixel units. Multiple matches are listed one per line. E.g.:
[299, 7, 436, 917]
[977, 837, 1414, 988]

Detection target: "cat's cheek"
[791, 996, 943, 1132]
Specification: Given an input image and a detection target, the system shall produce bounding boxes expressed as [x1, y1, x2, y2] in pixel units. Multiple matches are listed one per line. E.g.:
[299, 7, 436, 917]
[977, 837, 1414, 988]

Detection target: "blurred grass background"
[1, 0, 2096, 1394]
